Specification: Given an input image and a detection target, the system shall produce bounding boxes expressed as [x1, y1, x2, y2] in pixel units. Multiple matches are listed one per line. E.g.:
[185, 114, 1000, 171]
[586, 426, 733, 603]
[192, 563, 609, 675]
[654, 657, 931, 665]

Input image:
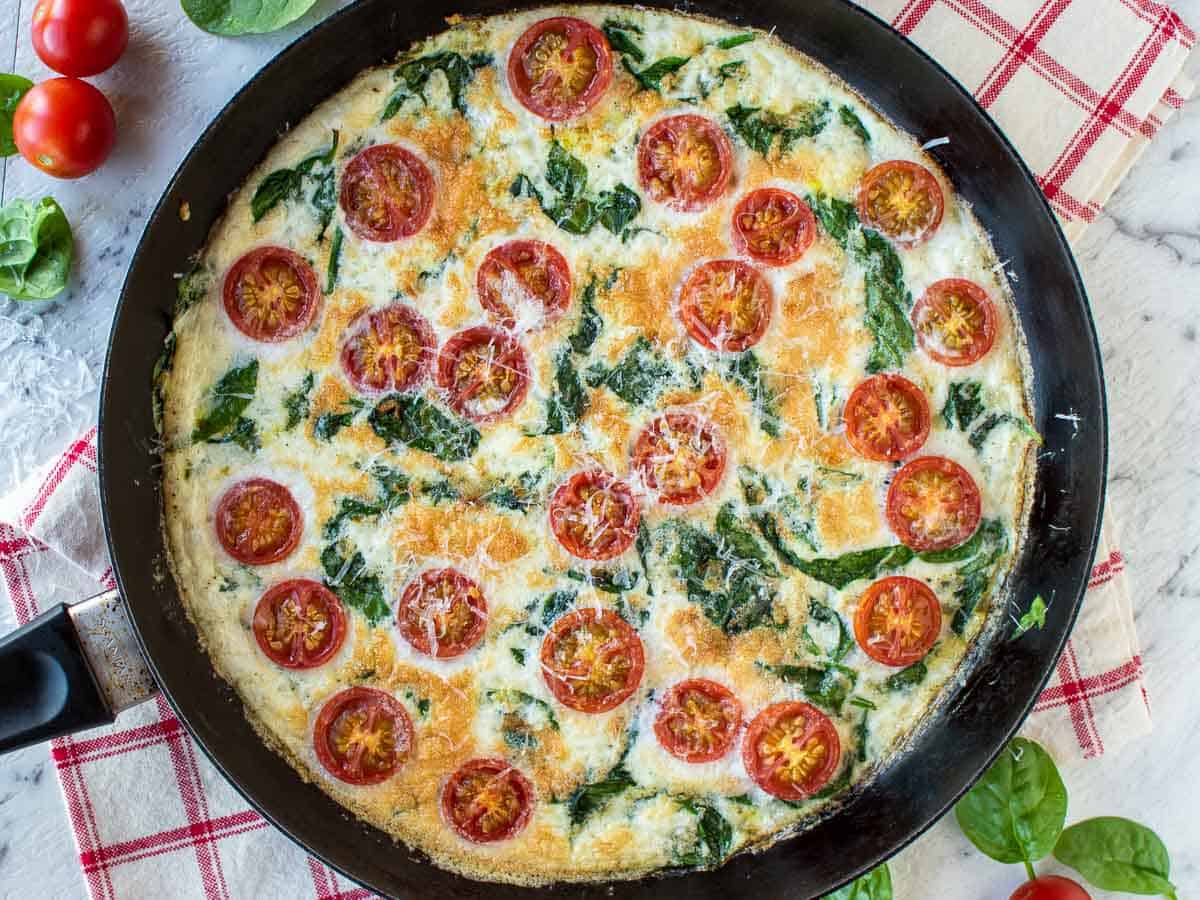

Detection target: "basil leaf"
[602, 20, 645, 62]
[0, 74, 33, 157]
[838, 105, 871, 145]
[283, 372, 315, 430]
[884, 660, 927, 692]
[192, 360, 258, 443]
[623, 55, 690, 92]
[368, 394, 480, 461]
[822, 864, 892, 900]
[954, 738, 1068, 866]
[0, 197, 74, 301]
[715, 33, 754, 49]
[1054, 817, 1176, 896]
[943, 380, 984, 430]
[181, 0, 318, 36]
[320, 542, 389, 625]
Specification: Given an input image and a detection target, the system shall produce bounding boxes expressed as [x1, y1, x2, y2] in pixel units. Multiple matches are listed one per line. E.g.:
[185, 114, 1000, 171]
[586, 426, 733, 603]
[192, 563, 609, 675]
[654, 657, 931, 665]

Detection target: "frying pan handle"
[0, 590, 157, 754]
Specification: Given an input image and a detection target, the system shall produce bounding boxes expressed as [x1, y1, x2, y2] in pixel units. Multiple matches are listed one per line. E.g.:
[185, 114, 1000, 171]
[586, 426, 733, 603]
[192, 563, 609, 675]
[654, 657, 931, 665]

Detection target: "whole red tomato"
[1010, 876, 1092, 900]
[32, 0, 129, 78]
[13, 78, 116, 179]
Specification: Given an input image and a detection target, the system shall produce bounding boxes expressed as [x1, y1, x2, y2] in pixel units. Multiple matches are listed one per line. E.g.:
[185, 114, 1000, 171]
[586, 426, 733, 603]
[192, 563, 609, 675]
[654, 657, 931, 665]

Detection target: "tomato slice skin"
[13, 77, 116, 179]
[731, 188, 817, 266]
[540, 607, 645, 713]
[442, 758, 535, 843]
[435, 326, 531, 423]
[396, 568, 488, 659]
[548, 470, 640, 561]
[313, 687, 413, 785]
[654, 679, 742, 763]
[214, 479, 303, 566]
[476, 239, 573, 329]
[1010, 876, 1092, 900]
[742, 701, 841, 800]
[253, 579, 346, 669]
[886, 456, 982, 552]
[223, 246, 321, 343]
[677, 259, 773, 353]
[912, 278, 998, 366]
[854, 576, 942, 667]
[631, 411, 727, 506]
[843, 374, 931, 462]
[507, 16, 613, 122]
[32, 0, 129, 78]
[638, 114, 734, 212]
[339, 144, 434, 243]
[856, 160, 945, 246]
[340, 303, 435, 395]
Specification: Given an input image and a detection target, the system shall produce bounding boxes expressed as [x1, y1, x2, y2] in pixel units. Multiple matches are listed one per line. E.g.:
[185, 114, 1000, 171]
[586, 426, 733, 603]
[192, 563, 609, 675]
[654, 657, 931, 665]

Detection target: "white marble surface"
[0, 1, 1197, 897]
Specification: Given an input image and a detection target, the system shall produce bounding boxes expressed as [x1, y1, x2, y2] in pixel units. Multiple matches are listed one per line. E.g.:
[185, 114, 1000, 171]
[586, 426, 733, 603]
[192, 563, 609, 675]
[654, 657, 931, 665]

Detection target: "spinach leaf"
[740, 466, 820, 554]
[952, 520, 1009, 634]
[716, 503, 778, 575]
[314, 398, 364, 441]
[152, 333, 177, 435]
[807, 193, 858, 245]
[1054, 817, 1176, 896]
[511, 143, 642, 238]
[528, 590, 577, 633]
[383, 51, 492, 117]
[725, 351, 782, 436]
[482, 471, 544, 512]
[547, 140, 588, 198]
[324, 226, 343, 294]
[486, 689, 560, 731]
[676, 800, 734, 867]
[918, 523, 989, 563]
[208, 416, 260, 452]
[969, 412, 1038, 451]
[823, 864, 892, 900]
[0, 197, 74, 301]
[566, 568, 639, 594]
[636, 520, 655, 597]
[715, 32, 755, 49]
[761, 663, 857, 713]
[884, 660, 927, 692]
[806, 599, 854, 662]
[623, 55, 690, 92]
[0, 75, 32, 157]
[250, 130, 339, 224]
[593, 336, 673, 406]
[568, 764, 636, 827]
[597, 184, 642, 236]
[1014, 595, 1048, 637]
[602, 20, 645, 62]
[419, 479, 460, 505]
[727, 101, 831, 156]
[283, 372, 315, 430]
[511, 647, 526, 666]
[323, 465, 411, 539]
[786, 544, 915, 590]
[943, 380, 984, 430]
[369, 394, 480, 462]
[839, 105, 871, 145]
[192, 360, 258, 444]
[175, 266, 210, 316]
[537, 350, 589, 435]
[181, 0, 317, 35]
[567, 278, 604, 354]
[320, 542, 389, 625]
[752, 510, 808, 569]
[954, 738, 1068, 866]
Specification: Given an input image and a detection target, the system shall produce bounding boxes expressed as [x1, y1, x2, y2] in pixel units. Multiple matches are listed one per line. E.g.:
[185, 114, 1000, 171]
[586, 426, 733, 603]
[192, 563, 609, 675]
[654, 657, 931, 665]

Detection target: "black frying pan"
[0, 0, 1106, 896]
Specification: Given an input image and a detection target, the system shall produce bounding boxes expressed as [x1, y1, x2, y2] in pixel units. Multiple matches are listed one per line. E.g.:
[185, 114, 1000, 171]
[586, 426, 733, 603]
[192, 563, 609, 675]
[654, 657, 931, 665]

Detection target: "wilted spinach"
[192, 360, 259, 451]
[675, 800, 734, 868]
[724, 351, 782, 437]
[943, 380, 985, 430]
[760, 662, 857, 713]
[382, 51, 492, 118]
[951, 520, 1009, 634]
[250, 130, 339, 230]
[323, 465, 411, 539]
[282, 372, 315, 430]
[320, 541, 389, 625]
[885, 660, 928, 692]
[369, 394, 480, 461]
[314, 397, 364, 441]
[839, 105, 871, 145]
[511, 141, 642, 238]
[589, 336, 673, 406]
[536, 350, 589, 435]
[623, 55, 690, 92]
[727, 101, 831, 156]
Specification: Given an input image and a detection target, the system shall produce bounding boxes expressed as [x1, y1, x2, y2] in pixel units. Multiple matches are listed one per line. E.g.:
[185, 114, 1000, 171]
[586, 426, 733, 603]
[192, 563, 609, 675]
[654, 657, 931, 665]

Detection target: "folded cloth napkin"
[1, 0, 1192, 896]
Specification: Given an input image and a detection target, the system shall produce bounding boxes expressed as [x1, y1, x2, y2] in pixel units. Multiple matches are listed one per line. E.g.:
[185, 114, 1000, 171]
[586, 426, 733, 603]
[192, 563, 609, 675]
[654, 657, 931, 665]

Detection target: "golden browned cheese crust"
[158, 5, 1035, 885]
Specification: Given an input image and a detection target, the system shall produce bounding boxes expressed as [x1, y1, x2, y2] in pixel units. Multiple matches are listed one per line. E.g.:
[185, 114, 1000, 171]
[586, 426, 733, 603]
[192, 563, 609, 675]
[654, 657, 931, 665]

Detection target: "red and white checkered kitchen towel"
[0, 1, 1191, 896]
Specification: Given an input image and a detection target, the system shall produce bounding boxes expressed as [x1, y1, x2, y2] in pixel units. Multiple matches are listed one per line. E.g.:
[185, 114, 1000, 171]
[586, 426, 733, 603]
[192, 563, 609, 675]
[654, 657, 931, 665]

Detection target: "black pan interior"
[99, 1, 1106, 896]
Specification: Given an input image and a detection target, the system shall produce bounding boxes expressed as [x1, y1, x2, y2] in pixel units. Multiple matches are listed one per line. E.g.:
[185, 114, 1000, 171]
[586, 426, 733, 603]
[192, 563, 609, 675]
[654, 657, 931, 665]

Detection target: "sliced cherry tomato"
[214, 479, 302, 566]
[886, 456, 982, 552]
[742, 701, 841, 800]
[397, 568, 488, 660]
[677, 259, 772, 353]
[856, 160, 945, 246]
[253, 579, 346, 669]
[637, 115, 734, 212]
[854, 576, 942, 667]
[313, 687, 413, 785]
[476, 239, 572, 329]
[654, 679, 742, 763]
[435, 326, 530, 423]
[442, 758, 535, 843]
[631, 411, 726, 506]
[843, 374, 931, 462]
[913, 278, 998, 366]
[732, 188, 817, 266]
[1010, 877, 1092, 900]
[507, 16, 613, 122]
[340, 303, 434, 395]
[540, 608, 645, 713]
[32, 0, 128, 78]
[223, 247, 321, 343]
[13, 77, 115, 179]
[339, 144, 434, 243]
[548, 470, 640, 561]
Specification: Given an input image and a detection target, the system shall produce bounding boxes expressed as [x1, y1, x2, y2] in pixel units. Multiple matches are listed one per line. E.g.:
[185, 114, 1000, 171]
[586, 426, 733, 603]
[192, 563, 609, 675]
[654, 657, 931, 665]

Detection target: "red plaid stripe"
[20, 426, 97, 532]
